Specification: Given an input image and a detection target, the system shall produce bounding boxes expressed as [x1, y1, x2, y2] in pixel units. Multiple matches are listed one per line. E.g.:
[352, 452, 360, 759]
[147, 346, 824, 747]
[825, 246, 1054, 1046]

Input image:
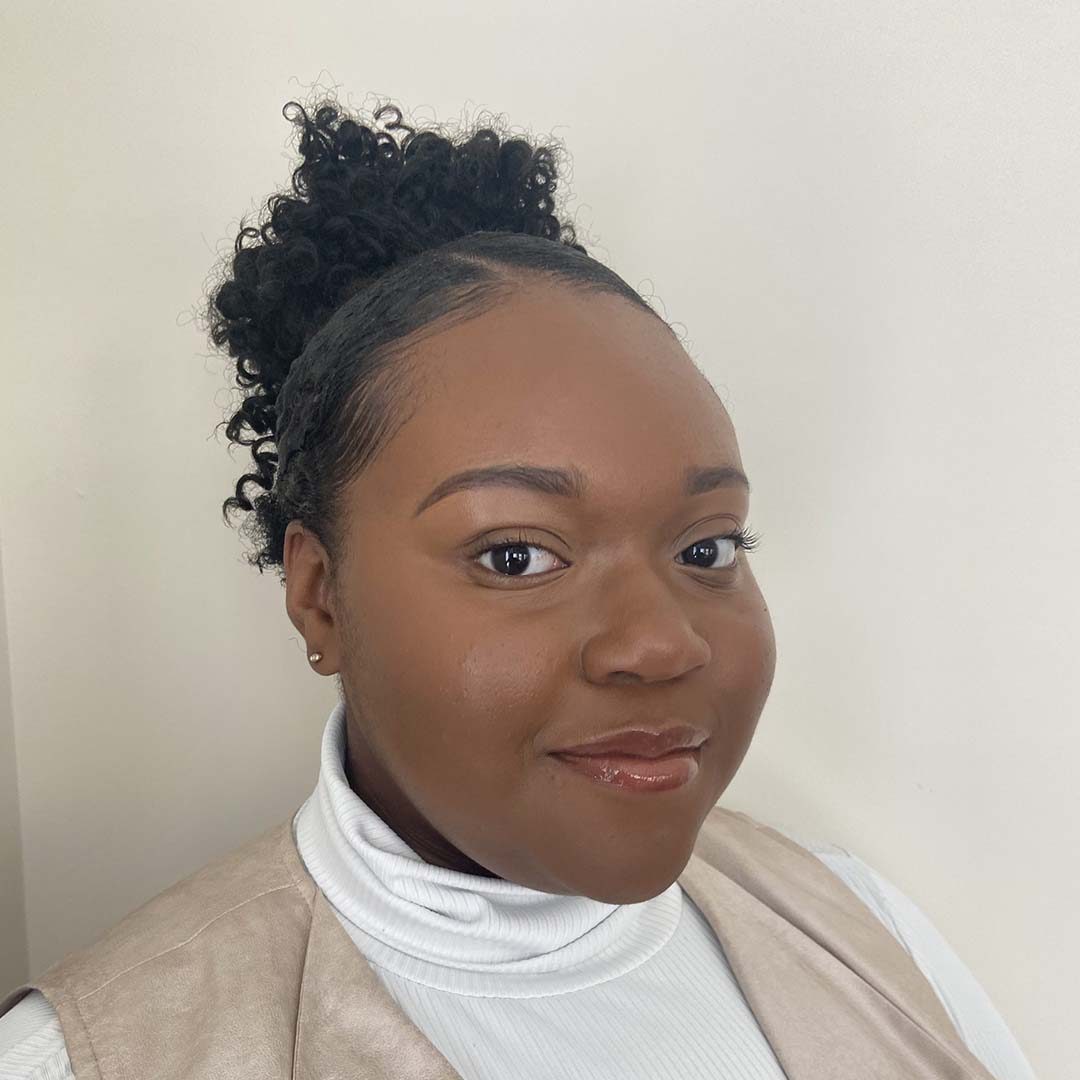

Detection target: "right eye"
[470, 531, 566, 579]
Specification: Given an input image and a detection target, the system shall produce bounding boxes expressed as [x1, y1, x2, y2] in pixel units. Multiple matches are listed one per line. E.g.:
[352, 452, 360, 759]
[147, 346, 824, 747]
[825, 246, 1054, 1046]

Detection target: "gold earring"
[308, 651, 323, 664]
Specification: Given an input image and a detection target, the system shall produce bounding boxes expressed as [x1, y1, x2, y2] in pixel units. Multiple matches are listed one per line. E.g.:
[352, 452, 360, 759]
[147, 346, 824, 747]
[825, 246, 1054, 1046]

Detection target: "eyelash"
[467, 526, 761, 579]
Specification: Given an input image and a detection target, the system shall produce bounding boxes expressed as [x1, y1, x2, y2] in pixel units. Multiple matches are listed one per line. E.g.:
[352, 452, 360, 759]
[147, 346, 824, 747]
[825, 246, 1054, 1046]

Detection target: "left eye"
[676, 536, 741, 571]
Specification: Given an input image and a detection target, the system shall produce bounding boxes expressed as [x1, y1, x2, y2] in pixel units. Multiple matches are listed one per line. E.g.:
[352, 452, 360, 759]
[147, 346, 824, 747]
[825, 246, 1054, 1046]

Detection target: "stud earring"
[308, 651, 323, 664]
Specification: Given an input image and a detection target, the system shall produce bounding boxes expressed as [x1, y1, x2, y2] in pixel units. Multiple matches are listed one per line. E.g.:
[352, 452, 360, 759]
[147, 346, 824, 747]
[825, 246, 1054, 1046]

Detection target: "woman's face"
[285, 282, 776, 904]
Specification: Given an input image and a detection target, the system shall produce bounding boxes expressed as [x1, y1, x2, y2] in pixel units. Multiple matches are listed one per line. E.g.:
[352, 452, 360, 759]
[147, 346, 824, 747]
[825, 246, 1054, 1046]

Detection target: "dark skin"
[284, 282, 776, 905]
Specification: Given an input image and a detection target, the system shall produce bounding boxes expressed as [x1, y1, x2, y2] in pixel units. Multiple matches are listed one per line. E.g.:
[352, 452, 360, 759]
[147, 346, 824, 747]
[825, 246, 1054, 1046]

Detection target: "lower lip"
[550, 749, 701, 792]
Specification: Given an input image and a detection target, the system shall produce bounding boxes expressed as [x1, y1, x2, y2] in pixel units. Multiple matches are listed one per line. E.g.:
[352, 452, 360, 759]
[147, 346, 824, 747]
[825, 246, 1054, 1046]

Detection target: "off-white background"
[1, 2, 1076, 1076]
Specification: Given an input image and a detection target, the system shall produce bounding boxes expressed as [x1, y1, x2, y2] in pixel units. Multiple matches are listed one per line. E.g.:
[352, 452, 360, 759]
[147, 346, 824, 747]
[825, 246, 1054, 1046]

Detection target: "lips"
[551, 747, 702, 792]
[550, 725, 709, 760]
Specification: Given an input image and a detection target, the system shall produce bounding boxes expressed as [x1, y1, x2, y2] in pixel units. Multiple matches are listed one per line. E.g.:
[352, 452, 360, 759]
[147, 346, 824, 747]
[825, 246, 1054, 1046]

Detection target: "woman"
[0, 95, 1037, 1079]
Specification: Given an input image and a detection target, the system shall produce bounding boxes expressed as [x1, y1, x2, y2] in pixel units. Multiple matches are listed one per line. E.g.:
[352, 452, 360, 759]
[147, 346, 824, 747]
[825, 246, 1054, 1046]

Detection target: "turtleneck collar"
[292, 700, 684, 997]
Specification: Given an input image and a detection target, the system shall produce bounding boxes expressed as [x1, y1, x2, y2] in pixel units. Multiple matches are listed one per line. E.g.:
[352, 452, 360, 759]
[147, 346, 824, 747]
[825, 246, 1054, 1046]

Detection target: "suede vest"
[0, 804, 998, 1079]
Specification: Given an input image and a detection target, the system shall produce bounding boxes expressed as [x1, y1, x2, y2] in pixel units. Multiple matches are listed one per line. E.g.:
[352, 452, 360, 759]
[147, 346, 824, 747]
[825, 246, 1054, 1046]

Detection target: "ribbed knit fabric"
[0, 701, 1037, 1080]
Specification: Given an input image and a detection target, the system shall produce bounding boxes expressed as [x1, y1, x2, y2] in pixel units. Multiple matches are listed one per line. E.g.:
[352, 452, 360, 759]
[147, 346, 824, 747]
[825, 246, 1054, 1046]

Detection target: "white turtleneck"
[1, 701, 1037, 1080]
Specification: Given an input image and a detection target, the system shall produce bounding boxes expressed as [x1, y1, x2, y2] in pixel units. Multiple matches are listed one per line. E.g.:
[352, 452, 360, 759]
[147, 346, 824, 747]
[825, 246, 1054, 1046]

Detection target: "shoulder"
[26, 818, 310, 1005]
[0, 990, 72, 1079]
[0, 818, 312, 1078]
[758, 816, 1038, 1080]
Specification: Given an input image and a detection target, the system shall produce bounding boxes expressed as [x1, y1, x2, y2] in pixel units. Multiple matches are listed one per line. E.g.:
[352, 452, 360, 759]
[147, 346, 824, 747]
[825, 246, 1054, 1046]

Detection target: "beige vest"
[0, 804, 998, 1079]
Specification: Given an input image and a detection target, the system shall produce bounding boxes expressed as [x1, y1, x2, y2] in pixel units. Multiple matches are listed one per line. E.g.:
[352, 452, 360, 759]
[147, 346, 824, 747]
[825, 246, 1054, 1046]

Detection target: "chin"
[559, 839, 696, 903]
[580, 872, 681, 905]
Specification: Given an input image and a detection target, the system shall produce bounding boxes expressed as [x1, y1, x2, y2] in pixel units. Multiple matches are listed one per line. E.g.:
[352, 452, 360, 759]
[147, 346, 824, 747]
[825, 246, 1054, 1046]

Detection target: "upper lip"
[550, 724, 709, 759]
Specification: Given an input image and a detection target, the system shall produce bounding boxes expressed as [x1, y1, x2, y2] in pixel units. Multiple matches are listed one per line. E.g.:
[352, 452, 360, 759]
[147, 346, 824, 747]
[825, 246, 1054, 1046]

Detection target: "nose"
[578, 569, 712, 684]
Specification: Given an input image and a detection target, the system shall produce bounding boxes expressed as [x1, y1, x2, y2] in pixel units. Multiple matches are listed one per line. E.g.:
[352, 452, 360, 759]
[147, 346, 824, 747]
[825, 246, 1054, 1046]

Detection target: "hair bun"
[205, 94, 579, 385]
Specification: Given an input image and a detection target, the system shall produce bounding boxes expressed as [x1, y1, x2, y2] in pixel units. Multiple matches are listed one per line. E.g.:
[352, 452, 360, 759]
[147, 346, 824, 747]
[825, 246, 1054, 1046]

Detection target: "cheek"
[352, 590, 557, 784]
[725, 581, 777, 706]
[690, 579, 777, 731]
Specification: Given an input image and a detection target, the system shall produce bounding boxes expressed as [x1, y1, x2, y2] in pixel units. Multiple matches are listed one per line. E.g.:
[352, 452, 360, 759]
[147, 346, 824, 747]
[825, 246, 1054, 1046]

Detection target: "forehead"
[361, 283, 742, 513]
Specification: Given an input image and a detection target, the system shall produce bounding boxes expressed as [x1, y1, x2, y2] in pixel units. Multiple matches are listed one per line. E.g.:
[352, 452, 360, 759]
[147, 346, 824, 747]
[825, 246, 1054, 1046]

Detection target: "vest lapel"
[676, 810, 999, 1079]
[292, 888, 466, 1080]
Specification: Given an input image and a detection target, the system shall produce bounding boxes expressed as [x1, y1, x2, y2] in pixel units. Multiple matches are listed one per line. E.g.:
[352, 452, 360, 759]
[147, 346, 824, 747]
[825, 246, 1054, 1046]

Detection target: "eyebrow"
[413, 462, 751, 517]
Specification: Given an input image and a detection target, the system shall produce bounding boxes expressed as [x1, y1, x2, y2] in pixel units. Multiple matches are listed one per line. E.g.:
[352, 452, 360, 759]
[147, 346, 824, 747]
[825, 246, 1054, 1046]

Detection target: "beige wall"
[0, 524, 28, 993]
[1, 3, 1077, 1076]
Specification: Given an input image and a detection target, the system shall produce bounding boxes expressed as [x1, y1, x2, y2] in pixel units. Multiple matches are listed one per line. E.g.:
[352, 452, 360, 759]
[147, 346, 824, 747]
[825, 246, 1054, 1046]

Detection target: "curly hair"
[201, 92, 668, 587]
